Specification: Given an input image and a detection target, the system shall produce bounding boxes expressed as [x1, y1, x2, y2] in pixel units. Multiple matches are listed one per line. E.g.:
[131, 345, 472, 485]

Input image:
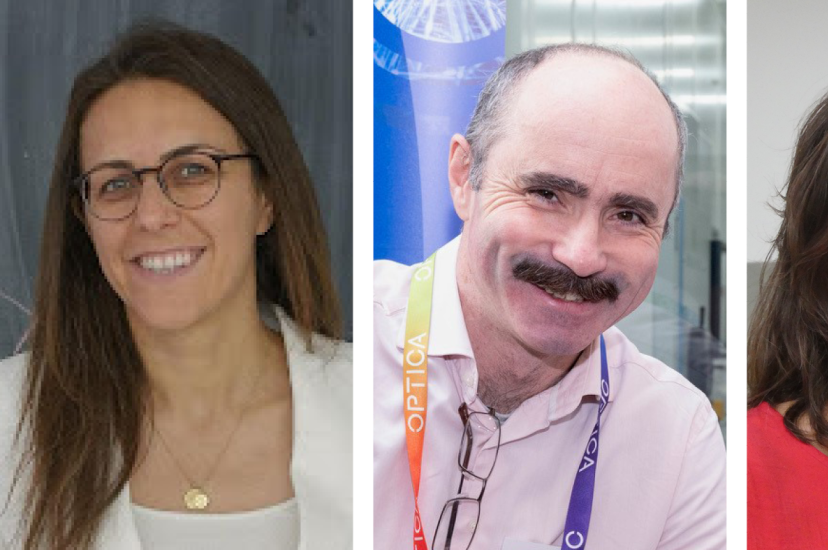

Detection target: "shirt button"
[462, 371, 475, 388]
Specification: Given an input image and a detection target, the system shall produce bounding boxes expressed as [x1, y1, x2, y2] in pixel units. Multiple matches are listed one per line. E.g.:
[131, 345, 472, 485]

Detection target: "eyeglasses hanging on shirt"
[432, 403, 501, 550]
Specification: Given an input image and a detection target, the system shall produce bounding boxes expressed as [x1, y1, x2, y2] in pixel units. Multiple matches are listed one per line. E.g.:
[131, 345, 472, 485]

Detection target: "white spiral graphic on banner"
[375, 0, 505, 43]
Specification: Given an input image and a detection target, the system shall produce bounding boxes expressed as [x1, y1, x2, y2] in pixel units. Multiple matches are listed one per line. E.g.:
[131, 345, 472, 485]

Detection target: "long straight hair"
[16, 21, 341, 549]
[748, 91, 828, 445]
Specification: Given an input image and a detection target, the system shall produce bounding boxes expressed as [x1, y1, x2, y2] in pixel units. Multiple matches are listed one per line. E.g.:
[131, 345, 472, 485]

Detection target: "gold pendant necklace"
[155, 421, 239, 511]
[183, 487, 211, 510]
[153, 366, 268, 511]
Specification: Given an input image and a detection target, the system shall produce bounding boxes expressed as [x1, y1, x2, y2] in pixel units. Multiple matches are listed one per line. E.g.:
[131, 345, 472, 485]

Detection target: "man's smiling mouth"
[512, 255, 620, 304]
[540, 287, 585, 303]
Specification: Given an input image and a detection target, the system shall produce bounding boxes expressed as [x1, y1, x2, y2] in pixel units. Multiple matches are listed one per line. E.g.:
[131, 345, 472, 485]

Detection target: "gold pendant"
[184, 487, 210, 510]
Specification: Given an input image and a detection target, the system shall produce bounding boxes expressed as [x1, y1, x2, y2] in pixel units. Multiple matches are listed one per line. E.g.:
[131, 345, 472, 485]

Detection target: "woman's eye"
[179, 163, 209, 177]
[101, 178, 133, 194]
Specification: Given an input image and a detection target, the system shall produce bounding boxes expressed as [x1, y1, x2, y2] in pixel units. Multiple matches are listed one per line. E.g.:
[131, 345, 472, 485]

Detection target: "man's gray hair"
[465, 43, 687, 213]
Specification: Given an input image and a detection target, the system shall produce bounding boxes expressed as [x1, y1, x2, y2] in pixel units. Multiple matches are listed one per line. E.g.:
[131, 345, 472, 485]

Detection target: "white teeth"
[138, 250, 198, 274]
[545, 289, 585, 303]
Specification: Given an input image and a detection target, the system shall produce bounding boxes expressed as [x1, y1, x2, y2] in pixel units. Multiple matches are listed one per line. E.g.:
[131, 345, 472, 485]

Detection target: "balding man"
[374, 44, 726, 550]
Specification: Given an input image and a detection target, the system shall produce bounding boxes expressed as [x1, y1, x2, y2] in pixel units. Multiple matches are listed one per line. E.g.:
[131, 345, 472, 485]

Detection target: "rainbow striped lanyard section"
[402, 252, 436, 550]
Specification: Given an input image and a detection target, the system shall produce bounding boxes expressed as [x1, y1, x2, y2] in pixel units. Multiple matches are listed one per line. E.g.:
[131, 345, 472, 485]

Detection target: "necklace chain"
[152, 366, 268, 510]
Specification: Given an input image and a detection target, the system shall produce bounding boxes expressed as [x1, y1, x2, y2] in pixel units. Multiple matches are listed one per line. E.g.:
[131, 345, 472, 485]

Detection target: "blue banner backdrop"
[373, 0, 506, 263]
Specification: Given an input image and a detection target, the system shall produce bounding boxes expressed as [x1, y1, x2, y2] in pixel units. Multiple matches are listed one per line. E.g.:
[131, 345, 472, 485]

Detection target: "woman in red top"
[748, 92, 828, 548]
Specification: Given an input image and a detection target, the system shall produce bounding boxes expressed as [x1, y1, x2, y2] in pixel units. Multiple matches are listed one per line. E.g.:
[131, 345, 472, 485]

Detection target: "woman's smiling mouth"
[134, 248, 205, 275]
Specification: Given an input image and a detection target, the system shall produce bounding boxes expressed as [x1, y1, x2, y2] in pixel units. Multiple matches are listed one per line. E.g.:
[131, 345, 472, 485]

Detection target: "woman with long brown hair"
[0, 22, 351, 549]
[748, 92, 828, 548]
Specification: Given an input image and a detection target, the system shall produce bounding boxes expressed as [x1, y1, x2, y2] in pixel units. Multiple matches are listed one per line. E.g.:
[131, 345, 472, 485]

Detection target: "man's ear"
[448, 134, 474, 221]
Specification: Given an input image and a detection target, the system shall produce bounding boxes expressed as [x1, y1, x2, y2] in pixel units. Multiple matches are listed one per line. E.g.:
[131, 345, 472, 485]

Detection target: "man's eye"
[617, 210, 644, 224]
[529, 189, 559, 203]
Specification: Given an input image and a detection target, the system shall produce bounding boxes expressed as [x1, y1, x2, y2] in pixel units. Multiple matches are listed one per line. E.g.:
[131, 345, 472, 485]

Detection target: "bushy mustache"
[512, 256, 620, 303]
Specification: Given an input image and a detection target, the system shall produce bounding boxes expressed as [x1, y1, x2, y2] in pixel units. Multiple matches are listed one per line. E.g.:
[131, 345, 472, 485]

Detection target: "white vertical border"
[727, 0, 747, 548]
[352, 1, 374, 548]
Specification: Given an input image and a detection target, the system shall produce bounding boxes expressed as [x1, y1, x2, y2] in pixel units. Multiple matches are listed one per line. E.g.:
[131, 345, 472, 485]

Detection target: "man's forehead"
[521, 52, 664, 96]
[508, 53, 677, 135]
[494, 54, 679, 193]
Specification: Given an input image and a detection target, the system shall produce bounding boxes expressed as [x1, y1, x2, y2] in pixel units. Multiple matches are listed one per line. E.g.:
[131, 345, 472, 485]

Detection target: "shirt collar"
[394, 236, 474, 358]
[550, 334, 609, 421]
[501, 334, 614, 438]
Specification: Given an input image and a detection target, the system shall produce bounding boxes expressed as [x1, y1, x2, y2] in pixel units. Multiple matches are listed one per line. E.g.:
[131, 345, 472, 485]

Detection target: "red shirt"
[748, 401, 828, 549]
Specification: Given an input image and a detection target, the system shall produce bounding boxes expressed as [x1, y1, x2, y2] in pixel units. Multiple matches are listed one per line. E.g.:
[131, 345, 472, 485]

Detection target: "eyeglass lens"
[84, 152, 221, 220]
[432, 497, 481, 550]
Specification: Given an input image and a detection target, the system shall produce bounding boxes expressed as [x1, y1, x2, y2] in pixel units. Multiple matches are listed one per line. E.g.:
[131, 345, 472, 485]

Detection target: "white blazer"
[0, 309, 352, 549]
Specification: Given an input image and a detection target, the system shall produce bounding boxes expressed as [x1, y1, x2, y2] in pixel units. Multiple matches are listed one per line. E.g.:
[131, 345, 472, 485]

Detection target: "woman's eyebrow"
[85, 159, 134, 172]
[159, 143, 229, 161]
[517, 171, 589, 198]
[86, 143, 231, 171]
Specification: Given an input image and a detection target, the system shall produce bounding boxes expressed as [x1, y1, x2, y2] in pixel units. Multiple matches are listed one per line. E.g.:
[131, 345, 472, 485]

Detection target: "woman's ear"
[256, 197, 274, 236]
[70, 194, 90, 232]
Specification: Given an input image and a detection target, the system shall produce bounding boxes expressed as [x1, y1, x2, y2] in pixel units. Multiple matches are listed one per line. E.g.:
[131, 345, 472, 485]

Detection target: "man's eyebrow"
[518, 172, 589, 198]
[610, 192, 660, 221]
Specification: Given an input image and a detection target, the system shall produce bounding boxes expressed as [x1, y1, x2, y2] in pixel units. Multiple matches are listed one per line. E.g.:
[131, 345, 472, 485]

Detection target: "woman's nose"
[132, 172, 179, 231]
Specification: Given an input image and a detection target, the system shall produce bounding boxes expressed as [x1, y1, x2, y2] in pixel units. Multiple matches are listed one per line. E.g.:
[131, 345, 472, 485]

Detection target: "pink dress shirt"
[374, 237, 725, 550]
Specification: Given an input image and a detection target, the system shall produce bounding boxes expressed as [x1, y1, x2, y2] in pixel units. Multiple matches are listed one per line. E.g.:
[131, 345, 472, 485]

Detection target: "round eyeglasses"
[74, 150, 259, 221]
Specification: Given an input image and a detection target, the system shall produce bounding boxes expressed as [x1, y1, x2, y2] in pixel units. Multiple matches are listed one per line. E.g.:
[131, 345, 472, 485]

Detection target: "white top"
[373, 236, 726, 549]
[0, 307, 352, 549]
[131, 498, 298, 550]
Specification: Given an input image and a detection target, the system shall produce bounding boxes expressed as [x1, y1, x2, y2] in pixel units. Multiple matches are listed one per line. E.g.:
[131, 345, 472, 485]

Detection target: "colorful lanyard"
[403, 253, 609, 550]
[403, 252, 437, 550]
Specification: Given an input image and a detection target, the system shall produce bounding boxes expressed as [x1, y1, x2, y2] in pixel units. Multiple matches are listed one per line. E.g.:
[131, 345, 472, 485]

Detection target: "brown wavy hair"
[13, 21, 341, 549]
[748, 91, 828, 445]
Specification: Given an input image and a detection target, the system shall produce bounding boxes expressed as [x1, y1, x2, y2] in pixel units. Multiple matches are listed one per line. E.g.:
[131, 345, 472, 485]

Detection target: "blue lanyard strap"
[562, 334, 609, 550]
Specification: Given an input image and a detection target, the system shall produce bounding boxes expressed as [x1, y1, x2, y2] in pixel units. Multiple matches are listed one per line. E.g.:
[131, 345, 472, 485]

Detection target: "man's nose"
[550, 217, 608, 278]
[133, 173, 179, 231]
